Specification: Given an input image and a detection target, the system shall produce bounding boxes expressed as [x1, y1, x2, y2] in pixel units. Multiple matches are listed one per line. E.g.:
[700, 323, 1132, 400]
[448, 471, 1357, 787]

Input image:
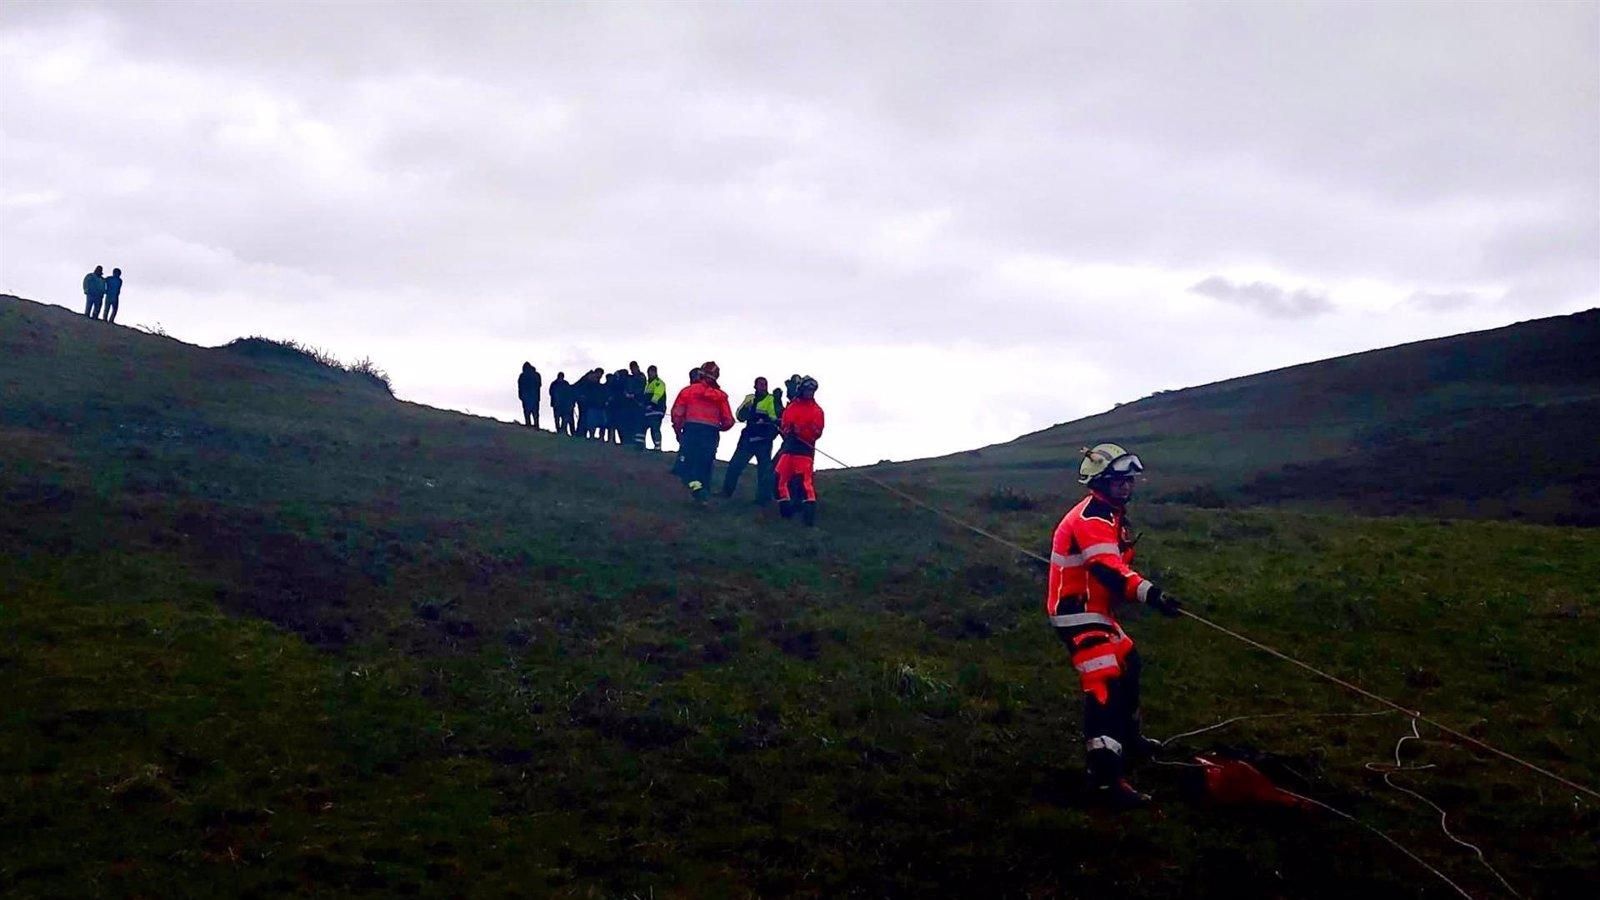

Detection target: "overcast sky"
[3, 1, 1596, 467]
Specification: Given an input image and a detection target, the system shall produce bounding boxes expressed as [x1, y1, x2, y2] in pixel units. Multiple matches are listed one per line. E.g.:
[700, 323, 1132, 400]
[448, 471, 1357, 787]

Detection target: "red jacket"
[1046, 491, 1153, 623]
[778, 398, 824, 456]
[670, 380, 734, 433]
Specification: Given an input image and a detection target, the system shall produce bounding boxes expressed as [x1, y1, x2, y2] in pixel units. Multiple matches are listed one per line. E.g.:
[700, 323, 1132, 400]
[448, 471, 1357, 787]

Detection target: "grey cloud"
[2, 1, 1596, 465]
[1405, 290, 1481, 312]
[1189, 276, 1334, 319]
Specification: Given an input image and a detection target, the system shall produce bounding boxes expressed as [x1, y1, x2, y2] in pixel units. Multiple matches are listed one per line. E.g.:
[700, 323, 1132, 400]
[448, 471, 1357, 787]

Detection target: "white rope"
[1280, 788, 1477, 900]
[1155, 710, 1523, 898]
[1366, 719, 1523, 899]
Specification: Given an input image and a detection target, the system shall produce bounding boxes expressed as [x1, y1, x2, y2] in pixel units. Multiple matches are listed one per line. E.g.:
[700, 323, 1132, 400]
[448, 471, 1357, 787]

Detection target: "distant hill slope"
[888, 309, 1600, 525]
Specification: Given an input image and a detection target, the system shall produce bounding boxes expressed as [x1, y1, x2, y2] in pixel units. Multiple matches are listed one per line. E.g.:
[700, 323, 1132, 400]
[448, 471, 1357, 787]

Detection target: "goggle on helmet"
[1077, 443, 1144, 485]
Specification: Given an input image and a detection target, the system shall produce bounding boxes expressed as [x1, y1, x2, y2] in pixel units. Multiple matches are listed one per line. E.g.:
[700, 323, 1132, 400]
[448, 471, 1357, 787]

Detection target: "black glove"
[1146, 585, 1183, 618]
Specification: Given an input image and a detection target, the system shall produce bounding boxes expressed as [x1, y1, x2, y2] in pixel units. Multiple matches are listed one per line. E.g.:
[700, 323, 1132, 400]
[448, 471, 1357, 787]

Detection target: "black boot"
[778, 499, 795, 518]
[1128, 735, 1165, 764]
[1086, 741, 1146, 809]
[801, 500, 816, 527]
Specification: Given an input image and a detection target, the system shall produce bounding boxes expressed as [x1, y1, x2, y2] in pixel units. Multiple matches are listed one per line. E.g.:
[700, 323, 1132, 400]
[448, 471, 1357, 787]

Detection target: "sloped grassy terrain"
[889, 309, 1600, 525]
[2, 295, 1597, 898]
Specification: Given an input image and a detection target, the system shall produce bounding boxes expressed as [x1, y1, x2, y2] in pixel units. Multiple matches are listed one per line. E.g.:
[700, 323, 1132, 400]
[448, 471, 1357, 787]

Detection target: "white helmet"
[1078, 443, 1144, 485]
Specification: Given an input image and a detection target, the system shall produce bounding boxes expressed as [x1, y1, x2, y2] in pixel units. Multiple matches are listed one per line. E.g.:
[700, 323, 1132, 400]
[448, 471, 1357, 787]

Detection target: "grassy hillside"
[886, 310, 1600, 525]
[2, 294, 1597, 898]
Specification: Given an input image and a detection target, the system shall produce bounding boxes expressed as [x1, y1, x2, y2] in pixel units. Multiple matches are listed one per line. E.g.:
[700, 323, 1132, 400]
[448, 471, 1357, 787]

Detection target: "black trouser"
[522, 402, 540, 428]
[85, 293, 103, 318]
[645, 413, 664, 449]
[103, 295, 119, 322]
[626, 403, 646, 450]
[678, 422, 720, 492]
[722, 434, 774, 502]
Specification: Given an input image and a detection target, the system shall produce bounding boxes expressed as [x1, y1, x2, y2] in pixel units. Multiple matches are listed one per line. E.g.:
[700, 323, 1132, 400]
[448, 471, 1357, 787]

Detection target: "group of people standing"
[515, 361, 825, 525]
[81, 265, 125, 322]
[518, 361, 668, 448]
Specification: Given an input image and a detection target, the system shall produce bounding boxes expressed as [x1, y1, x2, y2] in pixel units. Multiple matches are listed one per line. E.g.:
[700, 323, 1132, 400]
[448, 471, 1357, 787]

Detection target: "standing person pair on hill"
[81, 266, 125, 322]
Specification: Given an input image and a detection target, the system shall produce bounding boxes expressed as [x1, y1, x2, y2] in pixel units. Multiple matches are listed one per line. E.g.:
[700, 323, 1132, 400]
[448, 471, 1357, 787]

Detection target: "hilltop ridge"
[890, 308, 1600, 524]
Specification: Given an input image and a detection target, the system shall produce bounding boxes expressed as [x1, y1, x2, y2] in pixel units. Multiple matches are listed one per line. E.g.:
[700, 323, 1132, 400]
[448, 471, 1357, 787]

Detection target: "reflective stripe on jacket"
[738, 393, 781, 441]
[1045, 492, 1152, 623]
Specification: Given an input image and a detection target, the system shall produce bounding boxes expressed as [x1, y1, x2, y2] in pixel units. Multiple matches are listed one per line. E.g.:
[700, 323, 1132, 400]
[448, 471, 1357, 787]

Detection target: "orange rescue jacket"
[670, 380, 734, 433]
[1046, 492, 1154, 625]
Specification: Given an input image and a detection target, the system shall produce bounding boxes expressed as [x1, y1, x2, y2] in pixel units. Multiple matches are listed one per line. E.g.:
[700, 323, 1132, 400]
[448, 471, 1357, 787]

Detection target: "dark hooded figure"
[102, 268, 124, 323]
[624, 361, 648, 451]
[604, 371, 625, 444]
[550, 372, 574, 435]
[518, 363, 542, 428]
[82, 266, 106, 318]
[581, 369, 608, 439]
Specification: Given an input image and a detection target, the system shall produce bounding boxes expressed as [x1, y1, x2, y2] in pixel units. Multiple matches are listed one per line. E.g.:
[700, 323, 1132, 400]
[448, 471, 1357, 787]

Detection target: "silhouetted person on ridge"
[643, 365, 667, 450]
[518, 362, 542, 428]
[624, 361, 648, 451]
[102, 268, 124, 322]
[605, 371, 627, 444]
[82, 266, 105, 319]
[588, 369, 610, 440]
[574, 369, 598, 438]
[550, 372, 574, 435]
[722, 376, 781, 503]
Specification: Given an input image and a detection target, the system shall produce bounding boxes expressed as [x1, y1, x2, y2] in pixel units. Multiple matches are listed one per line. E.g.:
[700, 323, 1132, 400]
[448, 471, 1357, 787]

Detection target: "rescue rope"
[1367, 720, 1524, 899]
[1155, 710, 1523, 898]
[1278, 787, 1476, 900]
[810, 445, 1600, 804]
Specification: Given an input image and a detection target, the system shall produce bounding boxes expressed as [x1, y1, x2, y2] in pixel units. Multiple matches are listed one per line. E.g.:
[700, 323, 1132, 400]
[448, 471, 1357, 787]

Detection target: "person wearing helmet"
[1046, 443, 1183, 808]
[774, 375, 824, 526]
[670, 360, 735, 501]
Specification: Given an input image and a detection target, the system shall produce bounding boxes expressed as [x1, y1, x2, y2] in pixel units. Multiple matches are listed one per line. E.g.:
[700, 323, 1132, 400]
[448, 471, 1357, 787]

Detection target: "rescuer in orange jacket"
[775, 375, 824, 526]
[670, 360, 735, 502]
[1046, 443, 1183, 807]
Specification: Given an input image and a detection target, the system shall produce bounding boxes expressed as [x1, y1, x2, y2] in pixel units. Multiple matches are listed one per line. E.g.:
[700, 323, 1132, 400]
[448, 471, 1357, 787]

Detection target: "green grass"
[2, 295, 1598, 897]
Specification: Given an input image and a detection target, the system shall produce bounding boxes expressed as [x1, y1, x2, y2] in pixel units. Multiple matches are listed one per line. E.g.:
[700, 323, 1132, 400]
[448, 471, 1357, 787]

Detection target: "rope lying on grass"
[815, 444, 1600, 804]
[1154, 710, 1523, 899]
[1365, 719, 1524, 899]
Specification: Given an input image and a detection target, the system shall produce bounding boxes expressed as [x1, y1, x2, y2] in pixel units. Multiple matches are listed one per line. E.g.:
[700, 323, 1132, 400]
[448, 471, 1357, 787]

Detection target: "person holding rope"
[1046, 443, 1183, 808]
[775, 375, 824, 526]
